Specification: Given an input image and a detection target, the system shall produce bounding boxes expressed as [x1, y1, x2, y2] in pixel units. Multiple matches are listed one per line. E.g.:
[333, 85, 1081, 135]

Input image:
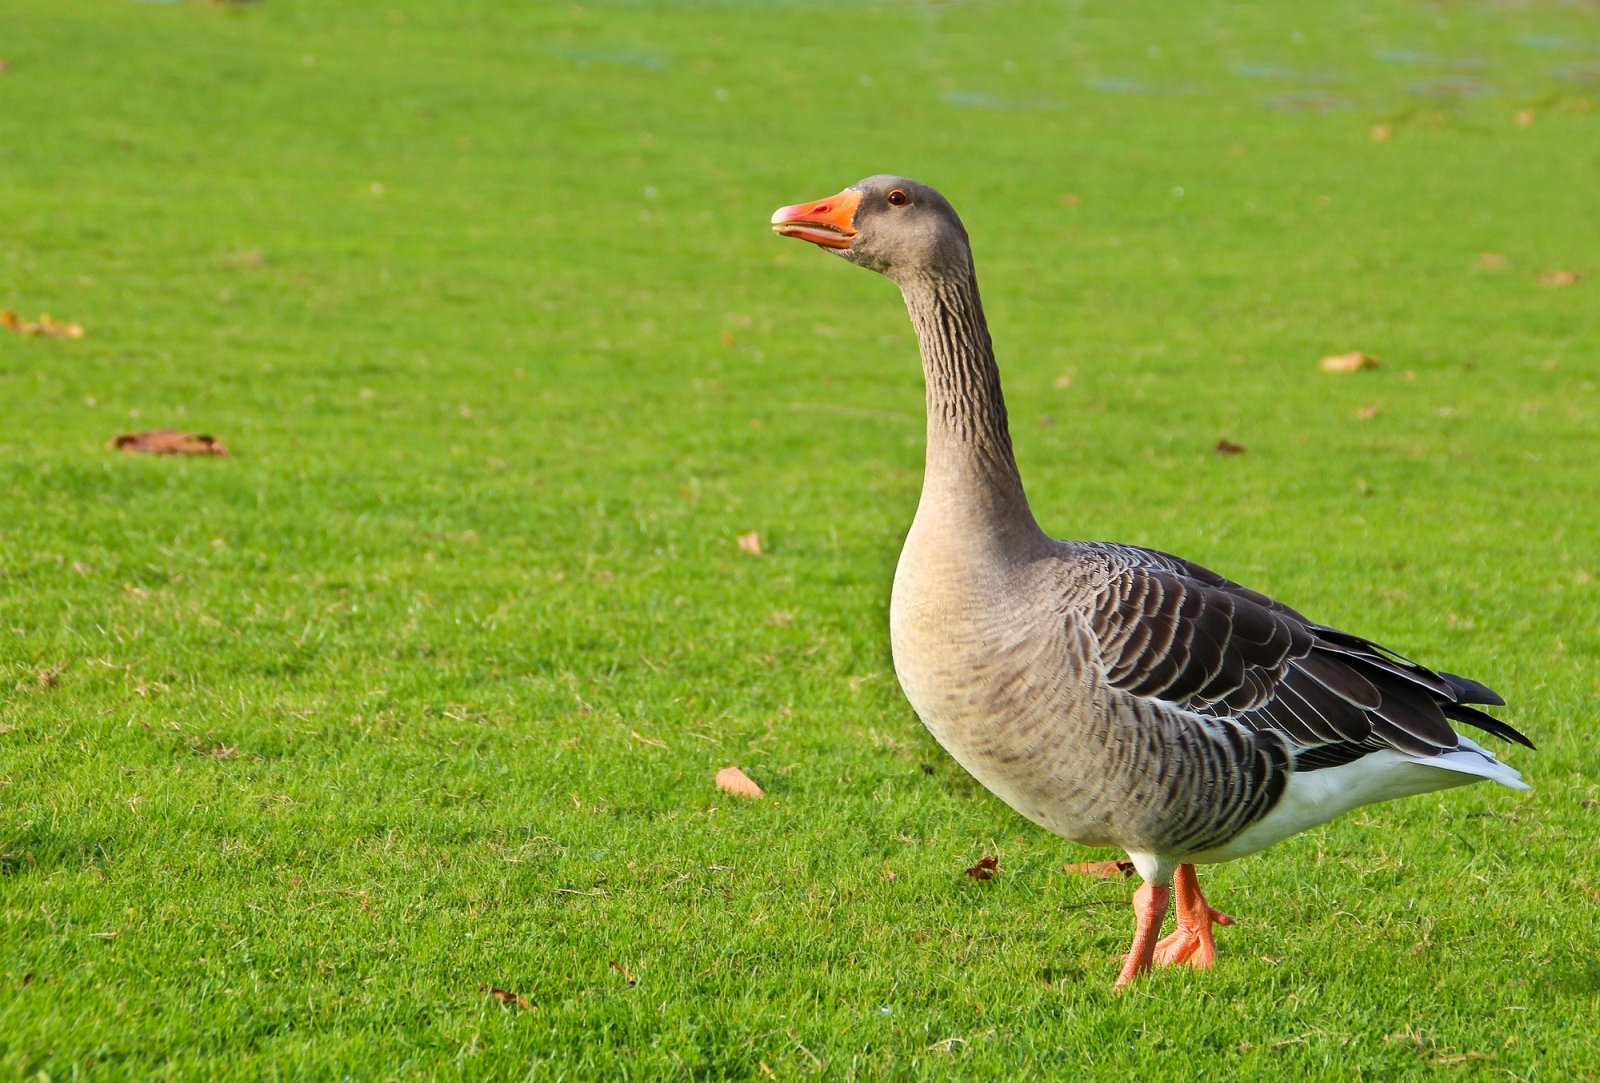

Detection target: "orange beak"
[770, 188, 861, 249]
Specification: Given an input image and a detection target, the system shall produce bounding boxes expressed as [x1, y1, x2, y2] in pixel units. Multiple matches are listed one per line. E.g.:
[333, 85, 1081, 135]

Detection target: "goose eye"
[887, 189, 909, 207]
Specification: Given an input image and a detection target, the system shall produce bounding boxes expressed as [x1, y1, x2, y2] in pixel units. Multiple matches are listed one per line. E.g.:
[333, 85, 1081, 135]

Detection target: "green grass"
[2, 0, 1598, 1077]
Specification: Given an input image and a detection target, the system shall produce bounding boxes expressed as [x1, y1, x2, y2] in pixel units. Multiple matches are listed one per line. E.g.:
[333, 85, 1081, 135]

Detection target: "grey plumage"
[771, 174, 1532, 984]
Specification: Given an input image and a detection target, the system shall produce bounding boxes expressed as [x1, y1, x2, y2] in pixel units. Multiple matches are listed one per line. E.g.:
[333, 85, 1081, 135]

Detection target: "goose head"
[771, 175, 972, 282]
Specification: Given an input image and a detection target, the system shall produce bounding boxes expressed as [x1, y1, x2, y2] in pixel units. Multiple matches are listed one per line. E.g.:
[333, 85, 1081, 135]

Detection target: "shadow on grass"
[1548, 946, 1600, 995]
[0, 822, 117, 877]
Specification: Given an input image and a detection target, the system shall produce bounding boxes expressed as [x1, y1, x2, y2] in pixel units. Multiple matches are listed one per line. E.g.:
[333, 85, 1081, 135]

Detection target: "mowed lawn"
[2, 0, 1598, 1077]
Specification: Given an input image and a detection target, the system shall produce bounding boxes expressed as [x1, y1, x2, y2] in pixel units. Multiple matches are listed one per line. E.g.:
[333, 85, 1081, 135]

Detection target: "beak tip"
[769, 189, 861, 249]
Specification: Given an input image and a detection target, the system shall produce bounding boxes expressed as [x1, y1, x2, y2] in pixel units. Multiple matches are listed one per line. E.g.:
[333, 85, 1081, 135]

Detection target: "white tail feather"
[1413, 735, 1530, 791]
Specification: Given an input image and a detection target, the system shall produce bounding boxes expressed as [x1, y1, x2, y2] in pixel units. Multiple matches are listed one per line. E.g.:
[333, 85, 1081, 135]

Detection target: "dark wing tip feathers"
[1440, 671, 1507, 708]
[1443, 701, 1536, 750]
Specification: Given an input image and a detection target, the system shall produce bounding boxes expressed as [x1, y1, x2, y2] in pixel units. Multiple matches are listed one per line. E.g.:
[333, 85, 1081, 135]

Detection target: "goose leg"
[1151, 863, 1233, 968]
[1113, 881, 1171, 988]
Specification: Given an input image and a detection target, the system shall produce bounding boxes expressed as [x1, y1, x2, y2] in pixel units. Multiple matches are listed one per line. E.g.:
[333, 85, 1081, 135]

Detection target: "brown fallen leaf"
[1320, 351, 1379, 373]
[736, 531, 762, 555]
[1214, 438, 1246, 455]
[964, 855, 999, 881]
[714, 766, 763, 799]
[2, 310, 84, 338]
[1537, 269, 1582, 287]
[1477, 252, 1508, 270]
[1063, 860, 1137, 879]
[1514, 109, 1536, 127]
[483, 985, 536, 1010]
[1059, 193, 1082, 207]
[608, 960, 637, 986]
[194, 743, 241, 760]
[110, 430, 230, 456]
[1356, 403, 1382, 420]
[1370, 124, 1393, 143]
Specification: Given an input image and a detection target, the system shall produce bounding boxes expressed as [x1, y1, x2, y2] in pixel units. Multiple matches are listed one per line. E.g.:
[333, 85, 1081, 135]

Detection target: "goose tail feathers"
[1414, 734, 1532, 791]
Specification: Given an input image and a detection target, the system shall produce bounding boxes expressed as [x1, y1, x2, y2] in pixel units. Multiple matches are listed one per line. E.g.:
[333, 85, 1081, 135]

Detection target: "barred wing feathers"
[1075, 543, 1534, 773]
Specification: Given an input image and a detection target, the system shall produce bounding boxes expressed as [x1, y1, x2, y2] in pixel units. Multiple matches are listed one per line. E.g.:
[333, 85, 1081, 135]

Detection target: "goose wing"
[1074, 543, 1533, 768]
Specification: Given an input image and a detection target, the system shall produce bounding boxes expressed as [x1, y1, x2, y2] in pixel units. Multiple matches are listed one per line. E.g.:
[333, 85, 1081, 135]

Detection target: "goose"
[770, 175, 1533, 987]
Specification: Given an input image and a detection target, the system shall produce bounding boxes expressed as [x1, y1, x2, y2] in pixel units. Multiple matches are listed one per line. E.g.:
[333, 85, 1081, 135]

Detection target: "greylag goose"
[770, 175, 1533, 987]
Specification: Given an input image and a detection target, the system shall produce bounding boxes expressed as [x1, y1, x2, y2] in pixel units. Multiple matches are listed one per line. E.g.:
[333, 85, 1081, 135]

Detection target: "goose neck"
[899, 269, 1039, 535]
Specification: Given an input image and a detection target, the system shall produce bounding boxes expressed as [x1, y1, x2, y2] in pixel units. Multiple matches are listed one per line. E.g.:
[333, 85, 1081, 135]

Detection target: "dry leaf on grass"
[1214, 438, 1246, 455]
[110, 430, 230, 456]
[193, 743, 241, 760]
[2, 310, 84, 338]
[714, 766, 763, 799]
[1320, 351, 1379, 373]
[1515, 109, 1536, 127]
[1063, 860, 1137, 879]
[1370, 124, 1393, 142]
[1537, 269, 1582, 287]
[1356, 403, 1382, 420]
[1477, 252, 1508, 270]
[736, 531, 762, 555]
[608, 960, 636, 986]
[964, 855, 999, 881]
[483, 985, 536, 1010]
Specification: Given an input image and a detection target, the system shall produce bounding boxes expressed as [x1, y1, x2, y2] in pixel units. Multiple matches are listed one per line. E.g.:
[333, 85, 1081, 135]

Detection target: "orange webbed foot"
[1151, 863, 1233, 969]
[1113, 881, 1171, 988]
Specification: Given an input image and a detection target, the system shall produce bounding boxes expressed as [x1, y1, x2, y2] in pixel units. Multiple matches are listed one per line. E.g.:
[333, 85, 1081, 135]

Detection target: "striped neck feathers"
[898, 266, 1037, 532]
